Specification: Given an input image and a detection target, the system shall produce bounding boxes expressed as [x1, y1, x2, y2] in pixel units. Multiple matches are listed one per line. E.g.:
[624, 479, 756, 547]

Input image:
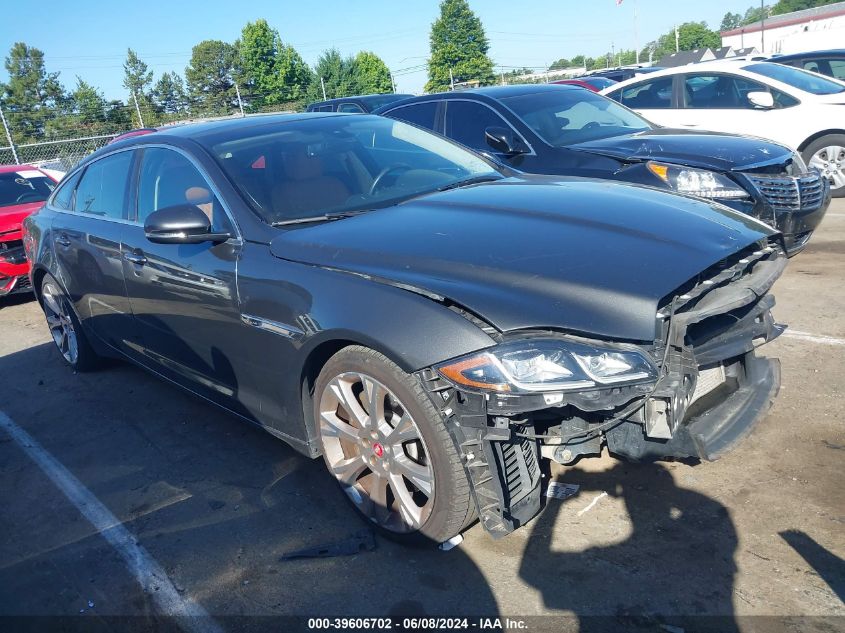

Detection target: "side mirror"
[484, 126, 529, 156]
[747, 91, 775, 109]
[143, 204, 231, 244]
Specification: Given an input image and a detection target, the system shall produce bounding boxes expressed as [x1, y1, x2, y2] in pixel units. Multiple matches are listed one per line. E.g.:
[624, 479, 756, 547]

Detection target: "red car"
[0, 165, 58, 296]
[551, 76, 618, 92]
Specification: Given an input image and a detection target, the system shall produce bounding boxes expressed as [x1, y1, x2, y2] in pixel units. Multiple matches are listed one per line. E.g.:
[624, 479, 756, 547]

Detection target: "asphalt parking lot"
[1, 201, 844, 633]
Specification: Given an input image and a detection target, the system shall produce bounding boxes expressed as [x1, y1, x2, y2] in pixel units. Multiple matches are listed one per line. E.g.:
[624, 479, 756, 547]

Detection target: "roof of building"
[721, 1, 845, 36]
[713, 46, 735, 59]
[657, 48, 716, 68]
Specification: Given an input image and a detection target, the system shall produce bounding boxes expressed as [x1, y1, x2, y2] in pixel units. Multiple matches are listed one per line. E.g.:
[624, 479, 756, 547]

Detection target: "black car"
[24, 113, 786, 543]
[772, 49, 845, 82]
[588, 66, 664, 83]
[376, 84, 830, 255]
[306, 93, 414, 113]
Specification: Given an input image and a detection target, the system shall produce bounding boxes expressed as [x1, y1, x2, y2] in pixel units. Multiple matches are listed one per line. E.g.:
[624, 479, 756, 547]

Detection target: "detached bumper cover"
[686, 355, 779, 461]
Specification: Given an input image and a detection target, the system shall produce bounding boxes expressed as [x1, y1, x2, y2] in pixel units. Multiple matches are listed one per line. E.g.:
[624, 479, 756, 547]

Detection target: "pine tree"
[426, 0, 495, 92]
[185, 40, 238, 116]
[1, 42, 64, 142]
[307, 49, 360, 102]
[123, 49, 154, 126]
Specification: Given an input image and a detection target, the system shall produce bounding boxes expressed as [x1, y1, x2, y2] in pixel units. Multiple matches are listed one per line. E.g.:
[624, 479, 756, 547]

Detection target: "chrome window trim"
[46, 143, 243, 242]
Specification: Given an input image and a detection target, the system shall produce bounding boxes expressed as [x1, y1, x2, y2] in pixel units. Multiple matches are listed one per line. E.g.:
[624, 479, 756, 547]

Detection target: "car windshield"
[745, 62, 845, 95]
[0, 170, 55, 208]
[208, 116, 500, 224]
[499, 89, 652, 147]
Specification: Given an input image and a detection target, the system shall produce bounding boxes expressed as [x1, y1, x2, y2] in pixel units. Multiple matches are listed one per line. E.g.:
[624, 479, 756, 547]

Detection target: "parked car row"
[600, 60, 845, 197]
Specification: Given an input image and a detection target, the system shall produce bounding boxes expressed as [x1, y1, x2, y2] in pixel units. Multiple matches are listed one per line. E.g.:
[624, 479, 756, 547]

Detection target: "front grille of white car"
[747, 172, 826, 212]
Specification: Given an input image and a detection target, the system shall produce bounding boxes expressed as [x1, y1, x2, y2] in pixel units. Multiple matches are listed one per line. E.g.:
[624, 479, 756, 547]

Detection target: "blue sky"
[1, 0, 750, 99]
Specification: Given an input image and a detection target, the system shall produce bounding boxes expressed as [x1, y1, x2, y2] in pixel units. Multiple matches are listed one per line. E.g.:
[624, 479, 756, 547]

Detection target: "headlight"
[788, 151, 808, 175]
[647, 162, 750, 200]
[436, 338, 658, 393]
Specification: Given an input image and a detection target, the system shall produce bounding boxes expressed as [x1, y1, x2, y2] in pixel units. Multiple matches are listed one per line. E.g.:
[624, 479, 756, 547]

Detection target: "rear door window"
[337, 103, 365, 113]
[74, 151, 133, 219]
[617, 77, 674, 109]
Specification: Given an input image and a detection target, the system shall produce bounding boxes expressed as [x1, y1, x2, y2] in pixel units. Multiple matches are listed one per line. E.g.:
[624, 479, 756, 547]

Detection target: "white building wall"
[722, 13, 845, 55]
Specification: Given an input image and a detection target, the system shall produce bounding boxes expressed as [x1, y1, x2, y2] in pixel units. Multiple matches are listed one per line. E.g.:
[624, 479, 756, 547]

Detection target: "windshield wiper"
[436, 175, 502, 192]
[271, 209, 372, 227]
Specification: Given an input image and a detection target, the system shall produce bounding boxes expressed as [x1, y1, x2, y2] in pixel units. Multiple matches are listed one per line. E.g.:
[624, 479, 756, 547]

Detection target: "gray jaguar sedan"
[24, 113, 786, 543]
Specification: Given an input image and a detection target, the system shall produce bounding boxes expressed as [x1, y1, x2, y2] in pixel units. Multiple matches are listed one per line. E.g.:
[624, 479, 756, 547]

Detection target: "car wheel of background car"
[803, 134, 845, 197]
[314, 345, 473, 544]
[40, 274, 100, 372]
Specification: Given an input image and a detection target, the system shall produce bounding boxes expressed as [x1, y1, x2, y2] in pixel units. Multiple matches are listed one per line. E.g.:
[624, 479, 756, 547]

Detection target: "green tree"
[354, 51, 392, 94]
[548, 58, 571, 71]
[0, 42, 64, 142]
[123, 48, 154, 126]
[650, 22, 721, 61]
[276, 43, 312, 102]
[185, 40, 238, 116]
[152, 71, 187, 115]
[720, 12, 743, 30]
[307, 49, 360, 101]
[741, 5, 770, 25]
[238, 19, 311, 108]
[426, 0, 495, 92]
[771, 0, 837, 15]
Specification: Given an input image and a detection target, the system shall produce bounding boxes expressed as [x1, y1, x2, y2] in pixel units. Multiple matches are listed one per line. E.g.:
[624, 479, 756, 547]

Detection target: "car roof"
[604, 60, 763, 91]
[308, 93, 413, 107]
[0, 164, 45, 174]
[773, 49, 845, 60]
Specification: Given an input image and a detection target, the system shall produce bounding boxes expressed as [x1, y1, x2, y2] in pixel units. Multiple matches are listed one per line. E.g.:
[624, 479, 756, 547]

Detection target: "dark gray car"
[24, 113, 786, 543]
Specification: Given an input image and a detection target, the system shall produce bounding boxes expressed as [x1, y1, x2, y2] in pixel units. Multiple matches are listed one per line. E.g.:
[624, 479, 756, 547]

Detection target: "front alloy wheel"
[804, 134, 845, 197]
[314, 346, 474, 543]
[319, 372, 434, 532]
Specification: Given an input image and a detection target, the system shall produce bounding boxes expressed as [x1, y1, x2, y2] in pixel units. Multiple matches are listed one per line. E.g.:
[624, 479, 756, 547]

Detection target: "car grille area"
[747, 172, 825, 212]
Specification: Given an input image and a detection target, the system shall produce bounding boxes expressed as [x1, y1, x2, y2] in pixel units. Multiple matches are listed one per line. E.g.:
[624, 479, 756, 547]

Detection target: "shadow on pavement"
[520, 461, 740, 633]
[780, 529, 845, 604]
[0, 342, 499, 625]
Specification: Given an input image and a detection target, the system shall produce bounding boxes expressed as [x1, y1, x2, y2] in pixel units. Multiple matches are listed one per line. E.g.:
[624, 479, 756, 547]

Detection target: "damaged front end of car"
[419, 239, 787, 539]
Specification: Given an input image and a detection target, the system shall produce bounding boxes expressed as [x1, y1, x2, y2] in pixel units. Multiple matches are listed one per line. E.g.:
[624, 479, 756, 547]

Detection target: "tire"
[40, 274, 100, 372]
[802, 134, 845, 198]
[313, 345, 473, 545]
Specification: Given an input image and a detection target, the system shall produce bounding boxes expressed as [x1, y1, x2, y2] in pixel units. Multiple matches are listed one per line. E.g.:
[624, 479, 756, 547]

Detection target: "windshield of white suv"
[745, 62, 845, 95]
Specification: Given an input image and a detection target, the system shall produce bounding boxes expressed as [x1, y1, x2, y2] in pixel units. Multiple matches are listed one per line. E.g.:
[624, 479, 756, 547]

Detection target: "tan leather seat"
[271, 150, 350, 217]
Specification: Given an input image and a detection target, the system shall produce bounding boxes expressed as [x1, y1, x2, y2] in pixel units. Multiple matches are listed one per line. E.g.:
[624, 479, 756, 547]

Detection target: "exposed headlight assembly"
[647, 162, 750, 200]
[436, 338, 658, 394]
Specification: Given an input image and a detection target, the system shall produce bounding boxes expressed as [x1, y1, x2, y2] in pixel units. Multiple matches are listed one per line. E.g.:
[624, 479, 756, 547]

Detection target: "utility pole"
[634, 0, 640, 64]
[760, 0, 766, 52]
[320, 76, 327, 100]
[500, 67, 505, 86]
[132, 91, 144, 128]
[449, 68, 455, 91]
[390, 73, 397, 93]
[0, 101, 19, 164]
[234, 82, 245, 117]
[611, 43, 616, 68]
[675, 25, 680, 53]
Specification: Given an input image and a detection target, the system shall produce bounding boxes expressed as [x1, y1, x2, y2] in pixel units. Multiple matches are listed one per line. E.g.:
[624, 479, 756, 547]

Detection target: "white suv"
[602, 61, 845, 196]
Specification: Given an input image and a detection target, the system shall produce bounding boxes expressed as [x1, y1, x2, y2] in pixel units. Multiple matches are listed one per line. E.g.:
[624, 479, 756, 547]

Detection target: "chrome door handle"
[55, 234, 71, 247]
[124, 252, 147, 266]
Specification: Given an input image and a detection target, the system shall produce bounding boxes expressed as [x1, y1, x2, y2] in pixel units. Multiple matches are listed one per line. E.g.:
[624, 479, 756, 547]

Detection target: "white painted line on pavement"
[0, 411, 223, 633]
[782, 330, 845, 347]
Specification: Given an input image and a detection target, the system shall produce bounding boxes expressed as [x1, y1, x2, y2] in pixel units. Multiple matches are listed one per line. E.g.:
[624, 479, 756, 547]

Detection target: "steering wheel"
[369, 164, 412, 195]
[15, 191, 44, 204]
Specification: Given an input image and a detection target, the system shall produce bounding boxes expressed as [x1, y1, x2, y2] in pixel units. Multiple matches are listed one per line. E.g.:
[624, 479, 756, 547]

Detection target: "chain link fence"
[0, 134, 119, 172]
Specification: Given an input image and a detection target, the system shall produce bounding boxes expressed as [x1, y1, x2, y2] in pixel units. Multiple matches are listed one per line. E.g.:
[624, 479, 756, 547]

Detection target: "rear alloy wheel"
[314, 346, 473, 544]
[803, 134, 845, 198]
[40, 275, 99, 372]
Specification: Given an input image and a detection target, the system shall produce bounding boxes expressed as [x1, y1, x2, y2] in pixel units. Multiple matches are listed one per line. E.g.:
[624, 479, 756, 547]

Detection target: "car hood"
[269, 177, 776, 342]
[0, 201, 42, 242]
[569, 129, 794, 172]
